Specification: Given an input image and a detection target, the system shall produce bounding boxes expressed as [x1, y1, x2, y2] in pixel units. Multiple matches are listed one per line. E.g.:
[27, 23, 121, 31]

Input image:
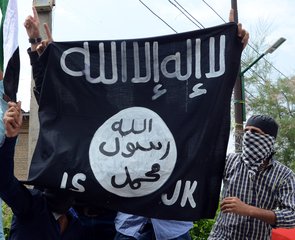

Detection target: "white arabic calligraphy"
[60, 36, 226, 84]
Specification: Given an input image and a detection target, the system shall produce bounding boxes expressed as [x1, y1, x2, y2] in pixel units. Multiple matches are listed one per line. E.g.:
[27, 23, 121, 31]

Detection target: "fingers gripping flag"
[0, 0, 20, 102]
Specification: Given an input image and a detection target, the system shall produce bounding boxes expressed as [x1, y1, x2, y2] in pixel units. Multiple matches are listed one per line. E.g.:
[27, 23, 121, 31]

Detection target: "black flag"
[27, 23, 242, 221]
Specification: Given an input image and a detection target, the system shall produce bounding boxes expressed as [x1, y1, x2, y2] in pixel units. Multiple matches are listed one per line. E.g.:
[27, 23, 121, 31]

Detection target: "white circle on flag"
[89, 107, 177, 197]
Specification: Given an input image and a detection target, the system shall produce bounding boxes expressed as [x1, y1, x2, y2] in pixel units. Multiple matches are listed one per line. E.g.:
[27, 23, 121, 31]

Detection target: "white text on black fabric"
[60, 36, 225, 99]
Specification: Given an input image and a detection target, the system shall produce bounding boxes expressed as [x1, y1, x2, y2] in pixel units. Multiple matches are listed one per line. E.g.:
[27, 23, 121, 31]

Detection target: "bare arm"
[221, 197, 276, 225]
[0, 102, 33, 216]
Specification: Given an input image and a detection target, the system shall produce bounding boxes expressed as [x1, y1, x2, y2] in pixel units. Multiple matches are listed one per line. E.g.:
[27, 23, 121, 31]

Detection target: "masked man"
[209, 115, 295, 240]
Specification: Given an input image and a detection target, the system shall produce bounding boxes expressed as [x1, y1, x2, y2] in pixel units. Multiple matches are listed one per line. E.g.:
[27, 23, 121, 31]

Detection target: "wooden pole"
[231, 0, 244, 152]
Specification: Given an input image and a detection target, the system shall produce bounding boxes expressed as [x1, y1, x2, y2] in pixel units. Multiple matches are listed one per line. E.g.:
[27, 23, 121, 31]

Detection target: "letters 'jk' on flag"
[27, 23, 243, 221]
[0, 0, 20, 102]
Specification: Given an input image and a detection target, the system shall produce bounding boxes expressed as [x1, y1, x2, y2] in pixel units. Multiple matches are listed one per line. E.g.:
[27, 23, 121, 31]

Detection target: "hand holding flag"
[228, 9, 249, 49]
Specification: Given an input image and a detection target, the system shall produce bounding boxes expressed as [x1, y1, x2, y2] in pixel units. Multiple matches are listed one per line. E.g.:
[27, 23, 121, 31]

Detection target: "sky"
[16, 0, 295, 111]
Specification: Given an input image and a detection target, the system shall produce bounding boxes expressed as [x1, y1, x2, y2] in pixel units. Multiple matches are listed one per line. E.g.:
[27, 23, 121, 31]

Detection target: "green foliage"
[190, 207, 219, 239]
[242, 40, 295, 171]
[190, 218, 215, 240]
[2, 202, 12, 239]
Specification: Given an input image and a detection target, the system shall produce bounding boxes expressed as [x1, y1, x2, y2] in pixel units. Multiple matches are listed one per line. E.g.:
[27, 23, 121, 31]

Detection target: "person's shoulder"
[272, 159, 295, 178]
[224, 152, 241, 175]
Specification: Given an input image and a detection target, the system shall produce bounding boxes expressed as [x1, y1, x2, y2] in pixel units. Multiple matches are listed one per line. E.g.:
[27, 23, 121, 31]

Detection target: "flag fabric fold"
[0, 0, 20, 102]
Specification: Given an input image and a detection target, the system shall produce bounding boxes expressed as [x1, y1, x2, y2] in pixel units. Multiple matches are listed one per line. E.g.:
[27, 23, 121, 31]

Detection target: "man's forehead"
[245, 126, 265, 134]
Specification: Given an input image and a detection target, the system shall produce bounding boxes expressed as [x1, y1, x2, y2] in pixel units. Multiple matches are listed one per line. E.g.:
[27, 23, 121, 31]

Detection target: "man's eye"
[245, 129, 259, 134]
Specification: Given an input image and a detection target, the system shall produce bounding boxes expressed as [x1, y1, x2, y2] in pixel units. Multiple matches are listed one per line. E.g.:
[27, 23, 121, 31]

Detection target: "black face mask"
[241, 131, 275, 172]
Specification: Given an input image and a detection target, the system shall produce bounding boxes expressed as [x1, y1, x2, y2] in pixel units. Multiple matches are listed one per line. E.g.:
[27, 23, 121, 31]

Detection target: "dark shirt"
[0, 137, 84, 240]
[27, 48, 45, 104]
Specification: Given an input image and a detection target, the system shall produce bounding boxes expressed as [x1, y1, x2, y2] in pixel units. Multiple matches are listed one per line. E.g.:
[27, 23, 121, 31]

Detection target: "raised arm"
[0, 102, 33, 216]
[24, 6, 53, 55]
[24, 6, 41, 52]
[24, 7, 53, 104]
